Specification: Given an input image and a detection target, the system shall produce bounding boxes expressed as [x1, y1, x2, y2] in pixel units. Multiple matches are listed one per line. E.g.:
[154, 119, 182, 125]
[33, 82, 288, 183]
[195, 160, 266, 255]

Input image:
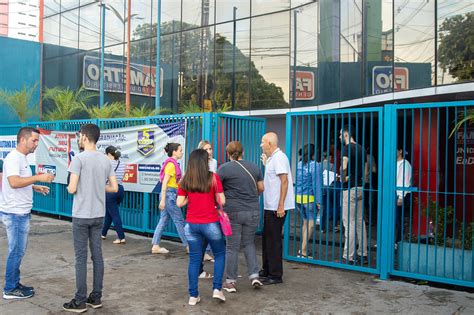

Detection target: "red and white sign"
[290, 70, 315, 101]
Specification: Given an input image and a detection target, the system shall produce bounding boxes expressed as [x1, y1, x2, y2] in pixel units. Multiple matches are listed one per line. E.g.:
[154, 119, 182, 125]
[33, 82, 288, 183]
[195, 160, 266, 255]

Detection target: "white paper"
[322, 170, 335, 186]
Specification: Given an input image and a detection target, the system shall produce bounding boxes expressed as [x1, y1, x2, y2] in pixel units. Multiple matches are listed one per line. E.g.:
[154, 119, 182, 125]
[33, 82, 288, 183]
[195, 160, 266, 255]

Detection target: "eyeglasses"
[75, 132, 81, 138]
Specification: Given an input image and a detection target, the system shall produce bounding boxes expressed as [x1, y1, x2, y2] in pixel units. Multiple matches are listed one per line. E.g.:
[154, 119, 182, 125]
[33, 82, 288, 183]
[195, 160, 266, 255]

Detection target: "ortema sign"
[290, 70, 315, 100]
[83, 56, 163, 97]
[372, 66, 409, 94]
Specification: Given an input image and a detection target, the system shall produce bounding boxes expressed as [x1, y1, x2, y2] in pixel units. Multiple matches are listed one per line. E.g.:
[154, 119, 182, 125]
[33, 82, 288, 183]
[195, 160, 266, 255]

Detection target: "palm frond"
[449, 109, 474, 138]
[0, 83, 38, 122]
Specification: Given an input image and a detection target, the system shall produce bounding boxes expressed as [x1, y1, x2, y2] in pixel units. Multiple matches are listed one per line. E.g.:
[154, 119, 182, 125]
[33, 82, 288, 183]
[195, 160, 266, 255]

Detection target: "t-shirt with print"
[164, 162, 178, 189]
[0, 150, 33, 214]
[263, 148, 295, 211]
[341, 142, 366, 189]
[69, 150, 114, 219]
[111, 159, 126, 185]
[217, 160, 262, 213]
[178, 173, 223, 224]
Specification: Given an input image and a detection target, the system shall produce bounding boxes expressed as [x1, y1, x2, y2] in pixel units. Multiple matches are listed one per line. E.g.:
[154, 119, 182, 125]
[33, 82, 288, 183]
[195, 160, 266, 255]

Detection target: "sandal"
[198, 271, 213, 279]
[113, 239, 126, 244]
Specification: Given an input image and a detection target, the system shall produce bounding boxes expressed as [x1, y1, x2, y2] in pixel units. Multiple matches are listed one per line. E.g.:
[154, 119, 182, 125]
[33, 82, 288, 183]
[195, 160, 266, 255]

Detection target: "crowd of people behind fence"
[0, 123, 412, 311]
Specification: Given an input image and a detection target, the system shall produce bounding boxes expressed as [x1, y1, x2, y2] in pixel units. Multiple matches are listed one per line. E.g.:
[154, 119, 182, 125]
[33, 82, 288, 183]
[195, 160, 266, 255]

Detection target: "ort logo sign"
[372, 66, 409, 94]
[83, 56, 163, 97]
[290, 71, 315, 101]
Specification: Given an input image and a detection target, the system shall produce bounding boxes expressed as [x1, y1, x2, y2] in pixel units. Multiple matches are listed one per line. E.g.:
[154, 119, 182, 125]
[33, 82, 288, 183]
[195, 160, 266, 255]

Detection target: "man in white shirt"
[259, 132, 294, 285]
[396, 146, 412, 246]
[0, 127, 54, 299]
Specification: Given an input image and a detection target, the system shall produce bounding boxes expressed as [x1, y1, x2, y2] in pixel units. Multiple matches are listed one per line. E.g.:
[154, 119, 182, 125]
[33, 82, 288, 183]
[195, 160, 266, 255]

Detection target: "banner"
[35, 122, 186, 193]
[0, 135, 35, 165]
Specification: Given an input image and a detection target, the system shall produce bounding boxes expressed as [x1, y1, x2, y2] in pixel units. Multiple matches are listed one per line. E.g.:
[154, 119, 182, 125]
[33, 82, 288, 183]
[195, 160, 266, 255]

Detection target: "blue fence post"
[143, 116, 152, 232]
[54, 121, 61, 215]
[202, 112, 212, 141]
[380, 105, 397, 280]
[283, 112, 292, 259]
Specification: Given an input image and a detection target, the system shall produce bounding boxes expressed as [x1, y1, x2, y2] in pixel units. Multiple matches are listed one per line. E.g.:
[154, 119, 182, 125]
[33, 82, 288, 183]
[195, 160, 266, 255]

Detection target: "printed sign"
[290, 70, 315, 100]
[372, 66, 409, 94]
[35, 122, 186, 193]
[83, 56, 163, 97]
[0, 135, 35, 164]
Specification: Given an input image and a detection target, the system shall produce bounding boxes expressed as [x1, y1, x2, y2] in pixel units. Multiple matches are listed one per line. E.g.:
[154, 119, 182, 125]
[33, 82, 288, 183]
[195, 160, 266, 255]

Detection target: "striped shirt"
[111, 160, 126, 185]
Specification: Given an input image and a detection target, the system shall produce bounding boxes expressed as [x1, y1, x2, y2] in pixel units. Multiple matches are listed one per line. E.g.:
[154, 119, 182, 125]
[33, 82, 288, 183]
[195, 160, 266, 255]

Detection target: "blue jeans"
[1, 212, 30, 292]
[102, 184, 125, 239]
[185, 222, 225, 298]
[321, 183, 341, 230]
[152, 188, 188, 247]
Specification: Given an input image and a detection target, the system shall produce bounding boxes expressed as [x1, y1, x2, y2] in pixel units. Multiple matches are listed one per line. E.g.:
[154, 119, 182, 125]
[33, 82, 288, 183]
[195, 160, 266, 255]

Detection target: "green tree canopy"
[438, 12, 474, 82]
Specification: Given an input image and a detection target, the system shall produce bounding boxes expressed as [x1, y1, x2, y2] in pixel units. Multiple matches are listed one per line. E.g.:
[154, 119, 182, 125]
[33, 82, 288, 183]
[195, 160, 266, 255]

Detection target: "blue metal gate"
[381, 101, 474, 288]
[284, 107, 383, 275]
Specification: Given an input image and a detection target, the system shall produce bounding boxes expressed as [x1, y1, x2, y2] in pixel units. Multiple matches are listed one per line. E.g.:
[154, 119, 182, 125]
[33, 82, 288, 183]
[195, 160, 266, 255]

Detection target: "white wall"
[8, 1, 39, 41]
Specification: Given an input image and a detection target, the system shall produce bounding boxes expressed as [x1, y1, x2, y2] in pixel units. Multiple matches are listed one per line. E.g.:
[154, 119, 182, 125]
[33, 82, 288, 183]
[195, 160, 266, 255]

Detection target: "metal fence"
[285, 101, 474, 288]
[0, 113, 266, 238]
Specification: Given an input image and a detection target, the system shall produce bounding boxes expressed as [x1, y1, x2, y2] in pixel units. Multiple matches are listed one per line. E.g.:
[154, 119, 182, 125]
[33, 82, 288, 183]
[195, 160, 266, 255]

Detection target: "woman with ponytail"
[151, 143, 188, 254]
[101, 146, 127, 244]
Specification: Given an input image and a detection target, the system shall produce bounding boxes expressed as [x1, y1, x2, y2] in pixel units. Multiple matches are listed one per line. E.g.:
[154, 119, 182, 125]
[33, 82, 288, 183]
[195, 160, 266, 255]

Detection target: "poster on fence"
[35, 122, 186, 193]
[0, 135, 36, 165]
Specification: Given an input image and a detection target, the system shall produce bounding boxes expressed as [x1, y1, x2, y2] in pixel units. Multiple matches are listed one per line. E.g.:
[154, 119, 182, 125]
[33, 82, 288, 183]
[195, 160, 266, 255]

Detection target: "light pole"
[99, 0, 106, 108]
[232, 6, 237, 111]
[155, 0, 162, 112]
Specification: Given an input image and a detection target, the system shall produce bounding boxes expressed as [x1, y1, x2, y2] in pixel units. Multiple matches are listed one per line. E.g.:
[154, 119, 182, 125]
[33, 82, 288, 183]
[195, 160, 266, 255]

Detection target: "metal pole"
[231, 6, 237, 111]
[292, 10, 297, 108]
[100, 0, 106, 108]
[155, 0, 161, 111]
[125, 0, 131, 114]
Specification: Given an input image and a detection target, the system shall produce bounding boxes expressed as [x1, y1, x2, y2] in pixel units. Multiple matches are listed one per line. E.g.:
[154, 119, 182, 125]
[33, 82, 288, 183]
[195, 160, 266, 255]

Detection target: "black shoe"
[340, 258, 355, 265]
[63, 298, 87, 313]
[258, 270, 268, 278]
[3, 286, 34, 300]
[261, 277, 283, 285]
[18, 283, 34, 292]
[356, 256, 368, 265]
[86, 293, 102, 309]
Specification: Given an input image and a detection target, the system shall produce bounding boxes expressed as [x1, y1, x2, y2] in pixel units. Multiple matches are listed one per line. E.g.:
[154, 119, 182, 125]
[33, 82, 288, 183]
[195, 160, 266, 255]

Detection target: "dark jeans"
[261, 210, 287, 279]
[102, 184, 125, 239]
[73, 217, 104, 304]
[395, 194, 411, 243]
[321, 183, 341, 231]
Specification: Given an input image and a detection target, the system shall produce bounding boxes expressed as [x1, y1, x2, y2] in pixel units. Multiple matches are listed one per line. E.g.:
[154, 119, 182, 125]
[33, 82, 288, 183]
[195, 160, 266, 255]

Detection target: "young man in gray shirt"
[63, 124, 118, 313]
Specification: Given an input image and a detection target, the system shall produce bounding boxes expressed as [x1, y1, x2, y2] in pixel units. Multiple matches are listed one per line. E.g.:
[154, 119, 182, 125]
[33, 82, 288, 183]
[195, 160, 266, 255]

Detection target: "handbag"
[213, 177, 232, 236]
[216, 198, 232, 236]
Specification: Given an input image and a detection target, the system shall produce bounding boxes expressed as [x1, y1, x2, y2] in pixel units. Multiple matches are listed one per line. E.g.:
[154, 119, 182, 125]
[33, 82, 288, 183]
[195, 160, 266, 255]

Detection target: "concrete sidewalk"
[0, 214, 473, 314]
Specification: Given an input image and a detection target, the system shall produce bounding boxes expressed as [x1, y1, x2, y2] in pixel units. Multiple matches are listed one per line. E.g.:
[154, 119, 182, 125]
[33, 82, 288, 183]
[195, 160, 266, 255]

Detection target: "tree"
[0, 84, 38, 122]
[130, 21, 288, 112]
[43, 86, 96, 121]
[438, 12, 474, 82]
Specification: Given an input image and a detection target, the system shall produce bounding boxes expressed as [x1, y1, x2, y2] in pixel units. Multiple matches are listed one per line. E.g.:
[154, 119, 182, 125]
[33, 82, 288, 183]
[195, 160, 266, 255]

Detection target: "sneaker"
[188, 296, 200, 306]
[3, 286, 34, 300]
[86, 293, 102, 309]
[222, 282, 237, 293]
[151, 246, 169, 254]
[101, 235, 106, 240]
[198, 271, 213, 279]
[18, 283, 34, 292]
[112, 239, 126, 244]
[212, 289, 226, 302]
[63, 298, 87, 313]
[251, 278, 263, 288]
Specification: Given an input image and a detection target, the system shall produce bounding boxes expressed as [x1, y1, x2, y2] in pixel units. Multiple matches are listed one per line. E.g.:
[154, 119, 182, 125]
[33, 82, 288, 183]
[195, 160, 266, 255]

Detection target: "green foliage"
[449, 109, 474, 138]
[461, 222, 474, 251]
[43, 86, 96, 121]
[422, 199, 455, 247]
[0, 84, 38, 122]
[438, 12, 474, 82]
[180, 102, 203, 114]
[83, 102, 125, 118]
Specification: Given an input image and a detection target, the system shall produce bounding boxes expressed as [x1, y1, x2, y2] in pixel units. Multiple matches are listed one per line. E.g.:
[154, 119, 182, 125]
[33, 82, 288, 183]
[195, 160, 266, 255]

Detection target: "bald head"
[261, 132, 279, 156]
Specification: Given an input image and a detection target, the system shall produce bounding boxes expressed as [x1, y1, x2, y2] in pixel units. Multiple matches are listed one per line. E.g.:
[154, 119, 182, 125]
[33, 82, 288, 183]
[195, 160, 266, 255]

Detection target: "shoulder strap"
[114, 160, 120, 172]
[235, 161, 258, 194]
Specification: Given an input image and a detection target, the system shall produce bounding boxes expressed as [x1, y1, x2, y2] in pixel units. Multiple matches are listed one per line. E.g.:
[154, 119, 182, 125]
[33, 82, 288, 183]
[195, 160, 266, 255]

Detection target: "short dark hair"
[226, 141, 243, 160]
[164, 142, 181, 157]
[298, 143, 315, 163]
[17, 127, 40, 143]
[80, 124, 100, 144]
[105, 145, 121, 160]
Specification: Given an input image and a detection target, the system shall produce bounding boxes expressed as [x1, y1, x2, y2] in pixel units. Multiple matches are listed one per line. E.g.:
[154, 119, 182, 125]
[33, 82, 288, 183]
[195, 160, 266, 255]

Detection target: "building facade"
[41, 0, 474, 116]
[0, 0, 40, 41]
